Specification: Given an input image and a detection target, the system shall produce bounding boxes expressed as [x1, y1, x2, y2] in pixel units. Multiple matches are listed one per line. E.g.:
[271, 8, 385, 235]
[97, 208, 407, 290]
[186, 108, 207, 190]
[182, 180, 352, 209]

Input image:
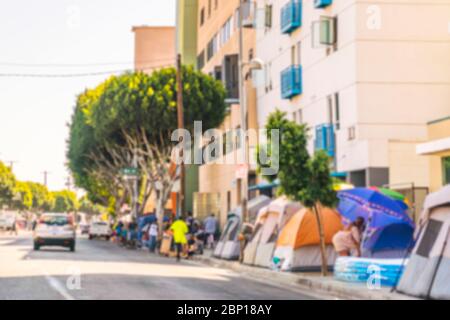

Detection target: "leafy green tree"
[26, 182, 54, 212]
[67, 67, 227, 222]
[12, 181, 33, 211]
[0, 161, 16, 207]
[52, 190, 79, 213]
[261, 110, 337, 276]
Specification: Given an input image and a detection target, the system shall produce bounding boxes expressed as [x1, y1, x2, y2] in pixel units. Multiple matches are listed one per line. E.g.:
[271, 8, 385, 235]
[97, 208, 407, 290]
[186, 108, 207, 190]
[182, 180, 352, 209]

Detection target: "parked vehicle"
[79, 223, 90, 235]
[0, 211, 17, 231]
[33, 213, 76, 252]
[89, 221, 111, 240]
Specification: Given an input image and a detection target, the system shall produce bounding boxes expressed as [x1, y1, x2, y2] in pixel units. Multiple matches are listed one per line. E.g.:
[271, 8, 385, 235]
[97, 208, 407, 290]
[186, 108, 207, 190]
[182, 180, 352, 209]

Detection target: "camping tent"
[397, 185, 450, 299]
[213, 195, 272, 260]
[213, 214, 241, 260]
[273, 207, 343, 271]
[243, 197, 301, 267]
[338, 188, 415, 258]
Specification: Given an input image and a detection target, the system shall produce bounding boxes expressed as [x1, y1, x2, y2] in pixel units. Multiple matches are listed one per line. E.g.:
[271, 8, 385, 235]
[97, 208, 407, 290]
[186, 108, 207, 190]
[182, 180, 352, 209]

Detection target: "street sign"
[121, 167, 139, 177]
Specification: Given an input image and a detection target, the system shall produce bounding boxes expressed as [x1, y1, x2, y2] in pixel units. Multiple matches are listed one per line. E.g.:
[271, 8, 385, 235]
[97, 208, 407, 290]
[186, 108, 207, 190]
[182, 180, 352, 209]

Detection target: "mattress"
[334, 257, 408, 287]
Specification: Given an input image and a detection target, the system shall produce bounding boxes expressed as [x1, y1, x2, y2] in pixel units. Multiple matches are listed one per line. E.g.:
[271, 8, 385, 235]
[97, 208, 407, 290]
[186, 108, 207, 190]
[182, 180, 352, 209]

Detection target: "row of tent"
[214, 185, 450, 299]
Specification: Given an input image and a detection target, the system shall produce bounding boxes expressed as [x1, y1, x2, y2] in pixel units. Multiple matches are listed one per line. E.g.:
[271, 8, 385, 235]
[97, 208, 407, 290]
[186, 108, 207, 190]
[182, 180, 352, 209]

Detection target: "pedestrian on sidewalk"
[203, 213, 217, 249]
[332, 217, 365, 257]
[170, 217, 188, 262]
[148, 221, 158, 253]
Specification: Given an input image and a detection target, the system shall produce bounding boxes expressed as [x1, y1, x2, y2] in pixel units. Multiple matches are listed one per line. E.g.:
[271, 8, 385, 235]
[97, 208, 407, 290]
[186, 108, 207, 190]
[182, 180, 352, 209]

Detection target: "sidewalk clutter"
[193, 185, 450, 300]
[193, 250, 413, 300]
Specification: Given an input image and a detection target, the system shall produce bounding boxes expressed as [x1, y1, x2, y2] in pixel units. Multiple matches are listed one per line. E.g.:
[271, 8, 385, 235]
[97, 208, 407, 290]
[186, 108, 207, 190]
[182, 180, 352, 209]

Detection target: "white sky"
[0, 0, 176, 191]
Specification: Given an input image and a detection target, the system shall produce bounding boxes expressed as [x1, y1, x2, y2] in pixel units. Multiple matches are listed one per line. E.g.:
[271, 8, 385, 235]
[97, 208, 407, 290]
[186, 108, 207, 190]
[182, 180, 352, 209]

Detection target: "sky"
[0, 0, 176, 191]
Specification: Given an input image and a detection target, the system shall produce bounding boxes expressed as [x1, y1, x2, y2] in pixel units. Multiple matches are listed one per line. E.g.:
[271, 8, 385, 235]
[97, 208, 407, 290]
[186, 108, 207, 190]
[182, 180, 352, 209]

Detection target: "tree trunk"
[312, 203, 328, 277]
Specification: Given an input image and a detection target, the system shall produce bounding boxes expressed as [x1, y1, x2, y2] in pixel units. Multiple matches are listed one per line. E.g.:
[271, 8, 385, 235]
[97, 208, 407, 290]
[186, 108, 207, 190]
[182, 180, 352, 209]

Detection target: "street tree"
[0, 161, 16, 207]
[67, 67, 227, 224]
[52, 190, 79, 213]
[260, 110, 337, 276]
[12, 181, 33, 211]
[26, 182, 54, 212]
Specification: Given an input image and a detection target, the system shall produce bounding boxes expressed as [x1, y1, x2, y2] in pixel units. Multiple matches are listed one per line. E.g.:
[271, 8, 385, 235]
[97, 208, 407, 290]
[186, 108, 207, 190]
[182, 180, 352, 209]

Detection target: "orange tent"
[274, 207, 343, 272]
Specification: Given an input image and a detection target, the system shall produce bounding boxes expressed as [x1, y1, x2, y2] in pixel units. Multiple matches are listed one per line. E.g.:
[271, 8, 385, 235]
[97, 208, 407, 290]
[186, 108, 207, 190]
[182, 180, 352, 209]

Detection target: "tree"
[260, 110, 337, 276]
[26, 182, 54, 212]
[12, 181, 33, 211]
[67, 67, 227, 224]
[52, 190, 79, 213]
[0, 161, 16, 207]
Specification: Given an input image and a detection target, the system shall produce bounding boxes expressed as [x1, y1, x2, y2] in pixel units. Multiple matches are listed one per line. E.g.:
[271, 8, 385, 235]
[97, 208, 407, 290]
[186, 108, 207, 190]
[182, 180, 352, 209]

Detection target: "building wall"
[256, 0, 450, 188]
[176, 0, 199, 66]
[424, 117, 450, 192]
[196, 0, 258, 226]
[132, 26, 176, 72]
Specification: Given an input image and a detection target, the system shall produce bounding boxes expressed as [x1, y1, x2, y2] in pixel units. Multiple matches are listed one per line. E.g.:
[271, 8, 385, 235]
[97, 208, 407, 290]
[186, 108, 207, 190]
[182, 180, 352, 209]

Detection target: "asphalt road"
[0, 232, 322, 300]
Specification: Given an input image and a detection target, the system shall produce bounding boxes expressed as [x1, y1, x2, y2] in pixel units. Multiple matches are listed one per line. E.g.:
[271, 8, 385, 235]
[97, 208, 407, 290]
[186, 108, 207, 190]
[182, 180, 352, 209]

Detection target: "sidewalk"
[192, 250, 416, 300]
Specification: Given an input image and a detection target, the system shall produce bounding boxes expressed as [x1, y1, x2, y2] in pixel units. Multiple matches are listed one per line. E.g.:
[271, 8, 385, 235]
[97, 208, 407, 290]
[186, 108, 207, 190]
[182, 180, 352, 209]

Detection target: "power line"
[0, 57, 176, 68]
[0, 63, 175, 78]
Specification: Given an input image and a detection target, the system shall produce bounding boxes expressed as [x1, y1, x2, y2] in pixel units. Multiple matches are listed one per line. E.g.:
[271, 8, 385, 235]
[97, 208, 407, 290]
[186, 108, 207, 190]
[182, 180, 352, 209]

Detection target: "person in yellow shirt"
[170, 217, 189, 261]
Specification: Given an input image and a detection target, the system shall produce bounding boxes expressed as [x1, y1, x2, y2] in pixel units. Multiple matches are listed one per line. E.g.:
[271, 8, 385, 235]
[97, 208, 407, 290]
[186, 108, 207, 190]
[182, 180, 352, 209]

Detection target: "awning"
[248, 179, 280, 191]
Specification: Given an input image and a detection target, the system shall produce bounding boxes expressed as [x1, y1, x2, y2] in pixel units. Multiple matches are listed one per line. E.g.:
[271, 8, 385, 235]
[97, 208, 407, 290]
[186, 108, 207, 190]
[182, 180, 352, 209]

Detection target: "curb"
[193, 255, 415, 300]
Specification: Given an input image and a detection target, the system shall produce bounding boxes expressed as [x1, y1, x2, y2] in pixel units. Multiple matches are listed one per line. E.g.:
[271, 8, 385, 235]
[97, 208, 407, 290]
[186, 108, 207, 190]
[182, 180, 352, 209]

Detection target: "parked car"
[89, 221, 111, 240]
[33, 213, 76, 252]
[0, 212, 17, 231]
[79, 223, 90, 235]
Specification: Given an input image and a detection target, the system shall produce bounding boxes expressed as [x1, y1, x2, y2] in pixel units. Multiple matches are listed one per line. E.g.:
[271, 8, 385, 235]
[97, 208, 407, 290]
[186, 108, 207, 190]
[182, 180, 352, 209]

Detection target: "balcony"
[281, 65, 302, 99]
[281, 0, 302, 34]
[314, 124, 335, 157]
[314, 0, 332, 8]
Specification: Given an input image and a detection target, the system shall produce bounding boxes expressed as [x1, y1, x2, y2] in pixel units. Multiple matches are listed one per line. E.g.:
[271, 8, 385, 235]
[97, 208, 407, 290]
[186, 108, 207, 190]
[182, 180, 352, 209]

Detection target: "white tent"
[243, 197, 301, 267]
[397, 185, 450, 299]
[213, 195, 271, 260]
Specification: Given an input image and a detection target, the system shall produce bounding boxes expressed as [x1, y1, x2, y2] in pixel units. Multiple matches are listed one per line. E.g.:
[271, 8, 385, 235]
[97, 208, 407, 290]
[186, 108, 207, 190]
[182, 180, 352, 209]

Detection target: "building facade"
[176, 0, 199, 66]
[417, 116, 450, 192]
[132, 26, 176, 71]
[255, 0, 450, 191]
[194, 0, 258, 227]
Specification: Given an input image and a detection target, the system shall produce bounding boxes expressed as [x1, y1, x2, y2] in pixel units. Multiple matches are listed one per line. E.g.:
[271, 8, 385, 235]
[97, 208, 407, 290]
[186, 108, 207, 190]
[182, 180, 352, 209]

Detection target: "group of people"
[169, 212, 218, 261]
[112, 212, 219, 262]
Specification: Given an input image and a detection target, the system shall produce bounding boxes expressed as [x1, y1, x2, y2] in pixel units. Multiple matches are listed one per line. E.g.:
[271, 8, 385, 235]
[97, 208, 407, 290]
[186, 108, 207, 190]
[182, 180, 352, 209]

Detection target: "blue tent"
[338, 188, 415, 258]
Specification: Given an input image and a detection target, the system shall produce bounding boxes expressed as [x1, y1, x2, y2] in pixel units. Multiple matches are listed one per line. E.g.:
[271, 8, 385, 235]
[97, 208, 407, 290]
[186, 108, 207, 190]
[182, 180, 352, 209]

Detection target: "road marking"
[43, 273, 75, 300]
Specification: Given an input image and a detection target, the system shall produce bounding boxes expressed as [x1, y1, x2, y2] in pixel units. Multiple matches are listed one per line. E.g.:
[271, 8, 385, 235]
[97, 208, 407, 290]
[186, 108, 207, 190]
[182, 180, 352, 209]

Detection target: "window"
[208, 0, 212, 17]
[296, 41, 302, 65]
[197, 50, 205, 70]
[264, 62, 273, 93]
[298, 109, 303, 124]
[265, 4, 273, 28]
[214, 65, 222, 81]
[215, 0, 218, 10]
[223, 54, 239, 99]
[444, 157, 450, 185]
[327, 95, 333, 124]
[417, 219, 443, 257]
[348, 126, 356, 141]
[334, 92, 340, 130]
[311, 16, 337, 49]
[200, 8, 205, 26]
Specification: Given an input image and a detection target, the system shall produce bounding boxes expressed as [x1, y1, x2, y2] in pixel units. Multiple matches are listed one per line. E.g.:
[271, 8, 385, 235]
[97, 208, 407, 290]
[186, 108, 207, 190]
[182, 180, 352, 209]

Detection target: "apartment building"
[255, 0, 450, 192]
[132, 26, 176, 72]
[417, 116, 450, 192]
[176, 0, 199, 66]
[194, 0, 258, 226]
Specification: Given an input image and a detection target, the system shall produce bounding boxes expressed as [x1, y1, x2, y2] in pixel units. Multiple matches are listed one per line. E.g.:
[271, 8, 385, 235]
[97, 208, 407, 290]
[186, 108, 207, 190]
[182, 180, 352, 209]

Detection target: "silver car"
[33, 214, 76, 252]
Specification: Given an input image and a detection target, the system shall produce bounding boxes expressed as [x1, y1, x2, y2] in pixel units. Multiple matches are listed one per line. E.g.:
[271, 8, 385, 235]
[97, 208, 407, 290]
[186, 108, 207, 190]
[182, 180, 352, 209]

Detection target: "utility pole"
[176, 53, 186, 217]
[7, 161, 18, 172]
[42, 171, 50, 187]
[238, 0, 249, 222]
